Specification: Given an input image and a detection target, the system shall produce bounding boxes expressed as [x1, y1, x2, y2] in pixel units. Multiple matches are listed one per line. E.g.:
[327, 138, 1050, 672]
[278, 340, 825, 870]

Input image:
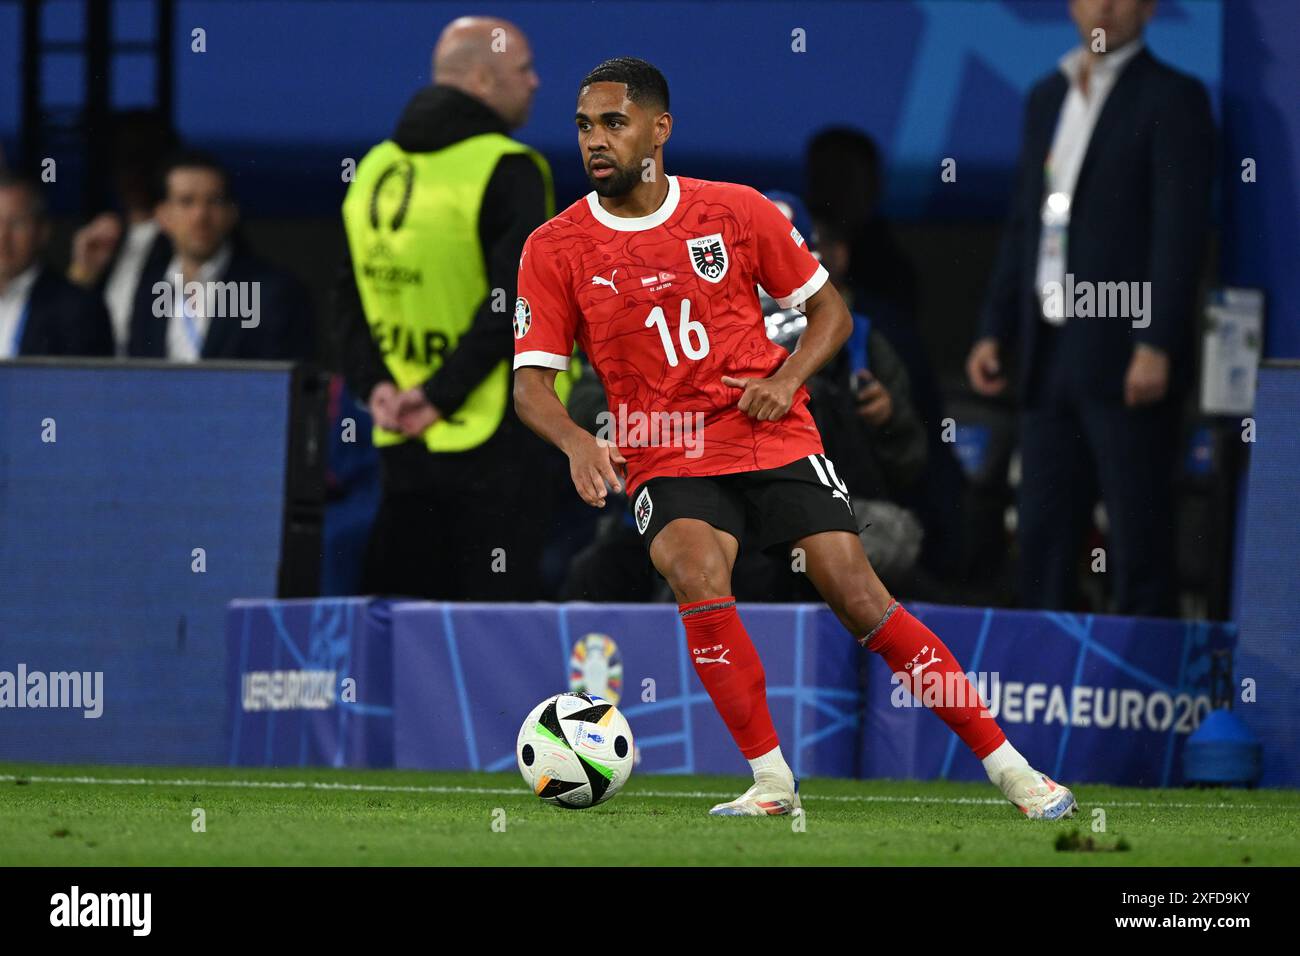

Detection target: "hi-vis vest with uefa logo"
[342, 133, 565, 452]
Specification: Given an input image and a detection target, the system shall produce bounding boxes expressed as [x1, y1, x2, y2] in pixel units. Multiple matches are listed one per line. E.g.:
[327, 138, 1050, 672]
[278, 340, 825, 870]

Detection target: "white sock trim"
[749, 745, 792, 780]
[981, 739, 1031, 782]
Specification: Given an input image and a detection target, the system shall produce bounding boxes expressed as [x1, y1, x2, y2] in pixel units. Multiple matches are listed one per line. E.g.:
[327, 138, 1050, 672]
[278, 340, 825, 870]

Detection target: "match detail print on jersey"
[514, 176, 831, 495]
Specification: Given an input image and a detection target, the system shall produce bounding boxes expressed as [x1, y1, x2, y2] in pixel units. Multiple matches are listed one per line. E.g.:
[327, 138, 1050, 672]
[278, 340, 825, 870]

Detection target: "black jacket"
[96, 226, 172, 353]
[333, 84, 549, 418]
[979, 47, 1214, 401]
[15, 267, 113, 357]
[127, 241, 314, 360]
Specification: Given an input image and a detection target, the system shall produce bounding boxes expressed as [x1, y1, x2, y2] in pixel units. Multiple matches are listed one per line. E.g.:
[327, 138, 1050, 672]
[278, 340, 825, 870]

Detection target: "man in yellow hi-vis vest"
[335, 16, 560, 599]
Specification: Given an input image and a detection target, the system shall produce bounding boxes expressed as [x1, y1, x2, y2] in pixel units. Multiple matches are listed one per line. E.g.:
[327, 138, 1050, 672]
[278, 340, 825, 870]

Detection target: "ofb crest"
[686, 234, 728, 283]
[634, 487, 653, 535]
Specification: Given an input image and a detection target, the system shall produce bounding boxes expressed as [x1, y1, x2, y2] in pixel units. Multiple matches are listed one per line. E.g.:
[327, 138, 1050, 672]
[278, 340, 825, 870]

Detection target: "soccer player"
[513, 57, 1076, 820]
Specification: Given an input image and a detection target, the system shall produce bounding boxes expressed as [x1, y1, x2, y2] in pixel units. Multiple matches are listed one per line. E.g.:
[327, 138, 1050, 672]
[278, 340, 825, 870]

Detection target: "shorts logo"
[686, 234, 728, 283]
[634, 487, 653, 535]
[513, 297, 531, 339]
[808, 453, 854, 515]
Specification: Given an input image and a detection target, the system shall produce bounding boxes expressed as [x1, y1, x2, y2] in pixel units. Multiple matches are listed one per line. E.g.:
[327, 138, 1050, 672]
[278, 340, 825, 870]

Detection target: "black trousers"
[1017, 330, 1181, 616]
[360, 425, 555, 600]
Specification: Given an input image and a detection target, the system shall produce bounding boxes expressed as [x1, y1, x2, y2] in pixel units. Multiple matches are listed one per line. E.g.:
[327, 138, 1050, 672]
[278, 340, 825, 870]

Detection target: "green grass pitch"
[2, 763, 1298, 866]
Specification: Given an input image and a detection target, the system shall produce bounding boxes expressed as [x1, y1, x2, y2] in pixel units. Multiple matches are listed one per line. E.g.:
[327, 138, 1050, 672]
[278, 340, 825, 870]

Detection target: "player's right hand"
[569, 436, 626, 507]
[966, 338, 1007, 396]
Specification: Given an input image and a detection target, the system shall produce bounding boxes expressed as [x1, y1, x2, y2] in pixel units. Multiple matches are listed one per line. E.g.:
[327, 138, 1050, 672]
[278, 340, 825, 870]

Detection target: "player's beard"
[587, 159, 643, 198]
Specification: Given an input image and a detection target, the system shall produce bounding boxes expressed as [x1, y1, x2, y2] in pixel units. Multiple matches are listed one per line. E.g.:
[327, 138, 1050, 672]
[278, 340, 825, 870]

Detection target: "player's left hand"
[1124, 344, 1170, 408]
[721, 373, 798, 421]
[395, 386, 442, 437]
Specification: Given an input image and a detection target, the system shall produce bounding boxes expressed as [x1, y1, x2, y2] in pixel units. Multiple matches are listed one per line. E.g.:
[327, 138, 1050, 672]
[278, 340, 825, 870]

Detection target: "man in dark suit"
[128, 151, 313, 361]
[0, 172, 112, 358]
[67, 110, 178, 355]
[967, 0, 1213, 615]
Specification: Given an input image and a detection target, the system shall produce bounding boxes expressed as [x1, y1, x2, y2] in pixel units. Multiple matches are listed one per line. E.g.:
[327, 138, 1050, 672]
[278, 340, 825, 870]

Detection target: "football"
[516, 692, 635, 808]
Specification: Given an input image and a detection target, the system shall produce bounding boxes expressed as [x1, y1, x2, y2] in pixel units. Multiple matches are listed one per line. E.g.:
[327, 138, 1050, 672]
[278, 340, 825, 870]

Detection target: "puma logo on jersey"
[591, 269, 619, 294]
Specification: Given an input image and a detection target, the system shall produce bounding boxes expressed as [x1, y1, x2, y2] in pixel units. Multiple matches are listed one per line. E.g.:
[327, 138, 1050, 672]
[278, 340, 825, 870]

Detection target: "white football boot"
[996, 767, 1078, 820]
[709, 773, 803, 817]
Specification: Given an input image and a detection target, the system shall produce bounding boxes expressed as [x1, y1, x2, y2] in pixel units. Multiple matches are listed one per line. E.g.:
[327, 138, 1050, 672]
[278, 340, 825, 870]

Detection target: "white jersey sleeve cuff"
[775, 264, 830, 310]
[513, 350, 572, 371]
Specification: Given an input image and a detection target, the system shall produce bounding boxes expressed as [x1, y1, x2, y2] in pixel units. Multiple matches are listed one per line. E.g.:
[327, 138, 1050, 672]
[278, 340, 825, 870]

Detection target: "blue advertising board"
[226, 600, 1237, 787]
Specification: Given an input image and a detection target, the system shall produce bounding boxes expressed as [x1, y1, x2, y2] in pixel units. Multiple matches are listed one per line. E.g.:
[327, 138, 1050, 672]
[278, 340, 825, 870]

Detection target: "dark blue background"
[0, 0, 1222, 219]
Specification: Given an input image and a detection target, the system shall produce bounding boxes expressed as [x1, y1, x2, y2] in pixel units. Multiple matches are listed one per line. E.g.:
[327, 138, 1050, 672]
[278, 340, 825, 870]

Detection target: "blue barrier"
[1236, 364, 1300, 786]
[226, 600, 1236, 787]
[0, 362, 295, 765]
[226, 598, 394, 768]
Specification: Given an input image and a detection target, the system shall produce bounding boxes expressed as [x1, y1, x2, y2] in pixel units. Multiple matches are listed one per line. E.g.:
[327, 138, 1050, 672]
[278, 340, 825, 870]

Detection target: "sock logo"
[906, 645, 941, 677]
[693, 644, 731, 665]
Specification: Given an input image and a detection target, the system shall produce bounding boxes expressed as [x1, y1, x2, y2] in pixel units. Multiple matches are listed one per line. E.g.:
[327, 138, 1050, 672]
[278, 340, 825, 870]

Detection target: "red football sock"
[680, 596, 779, 760]
[861, 601, 1006, 759]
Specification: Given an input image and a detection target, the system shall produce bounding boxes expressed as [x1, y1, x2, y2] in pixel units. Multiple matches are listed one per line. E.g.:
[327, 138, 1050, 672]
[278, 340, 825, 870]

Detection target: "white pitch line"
[2, 774, 1295, 811]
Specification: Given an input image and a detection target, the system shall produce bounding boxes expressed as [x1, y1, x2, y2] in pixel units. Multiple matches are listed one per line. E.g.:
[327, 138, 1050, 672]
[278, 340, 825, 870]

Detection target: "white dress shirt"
[104, 218, 160, 356]
[1037, 38, 1145, 323]
[0, 264, 41, 358]
[161, 242, 233, 362]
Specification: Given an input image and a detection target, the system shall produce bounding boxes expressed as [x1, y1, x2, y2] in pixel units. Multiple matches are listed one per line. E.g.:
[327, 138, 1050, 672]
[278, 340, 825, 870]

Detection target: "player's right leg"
[634, 480, 800, 817]
[796, 528, 1076, 820]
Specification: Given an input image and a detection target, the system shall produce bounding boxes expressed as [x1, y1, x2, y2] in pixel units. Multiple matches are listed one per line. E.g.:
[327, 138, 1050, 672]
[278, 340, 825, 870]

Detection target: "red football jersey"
[514, 175, 830, 495]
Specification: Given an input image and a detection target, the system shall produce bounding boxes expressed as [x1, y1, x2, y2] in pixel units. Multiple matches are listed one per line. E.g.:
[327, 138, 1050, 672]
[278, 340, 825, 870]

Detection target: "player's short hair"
[0, 170, 48, 221]
[579, 57, 670, 112]
[157, 148, 233, 202]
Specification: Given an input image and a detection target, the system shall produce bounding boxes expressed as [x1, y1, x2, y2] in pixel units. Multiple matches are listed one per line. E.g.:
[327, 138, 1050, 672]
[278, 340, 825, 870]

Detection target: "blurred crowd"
[1, 3, 1212, 618]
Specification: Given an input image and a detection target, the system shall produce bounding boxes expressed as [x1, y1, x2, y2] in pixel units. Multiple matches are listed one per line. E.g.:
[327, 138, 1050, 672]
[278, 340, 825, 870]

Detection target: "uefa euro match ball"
[516, 692, 634, 809]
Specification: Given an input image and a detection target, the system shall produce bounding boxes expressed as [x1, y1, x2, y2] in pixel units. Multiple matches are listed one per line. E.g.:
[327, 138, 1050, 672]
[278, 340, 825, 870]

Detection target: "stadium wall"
[225, 598, 1236, 788]
[0, 361, 312, 764]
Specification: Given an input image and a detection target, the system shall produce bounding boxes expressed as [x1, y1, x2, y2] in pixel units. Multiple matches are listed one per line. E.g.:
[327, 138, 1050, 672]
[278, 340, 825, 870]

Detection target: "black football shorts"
[628, 453, 862, 552]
